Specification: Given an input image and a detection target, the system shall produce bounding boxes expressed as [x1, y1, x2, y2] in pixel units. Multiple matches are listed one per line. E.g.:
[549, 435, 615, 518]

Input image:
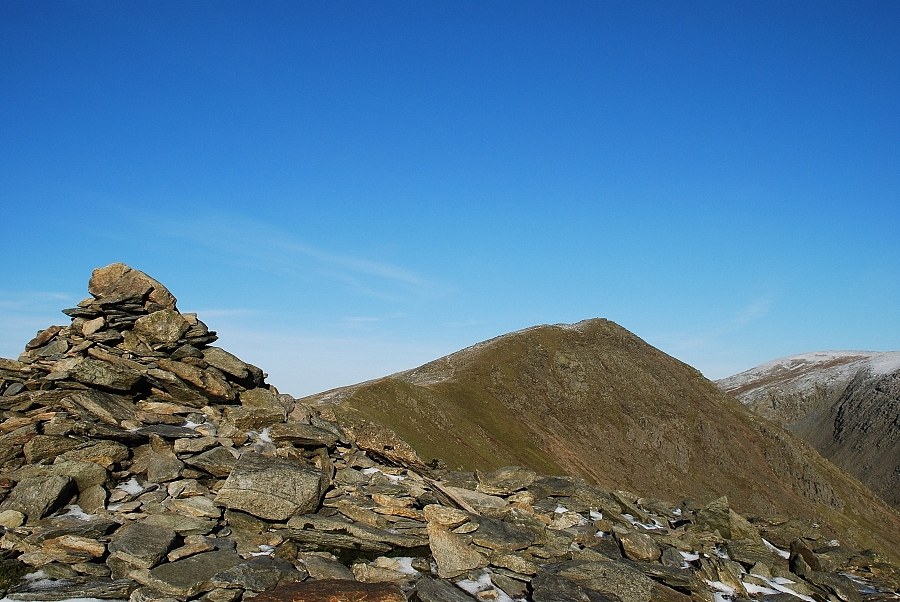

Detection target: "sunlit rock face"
[719, 351, 900, 508]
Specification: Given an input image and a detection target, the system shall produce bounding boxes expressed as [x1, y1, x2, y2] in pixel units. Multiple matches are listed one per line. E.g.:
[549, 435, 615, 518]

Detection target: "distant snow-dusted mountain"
[718, 351, 900, 508]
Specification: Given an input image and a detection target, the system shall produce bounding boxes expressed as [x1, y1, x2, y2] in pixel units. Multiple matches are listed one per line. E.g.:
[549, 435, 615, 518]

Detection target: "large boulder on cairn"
[88, 262, 177, 310]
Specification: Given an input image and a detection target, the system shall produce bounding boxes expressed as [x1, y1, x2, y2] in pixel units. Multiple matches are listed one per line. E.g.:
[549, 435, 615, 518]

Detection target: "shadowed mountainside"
[304, 319, 900, 560]
[718, 351, 900, 509]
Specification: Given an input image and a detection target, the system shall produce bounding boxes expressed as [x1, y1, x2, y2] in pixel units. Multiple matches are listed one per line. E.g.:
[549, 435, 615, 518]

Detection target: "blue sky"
[2, 1, 898, 396]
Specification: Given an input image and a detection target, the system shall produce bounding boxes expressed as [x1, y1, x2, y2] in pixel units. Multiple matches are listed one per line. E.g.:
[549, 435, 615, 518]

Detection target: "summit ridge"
[0, 264, 897, 602]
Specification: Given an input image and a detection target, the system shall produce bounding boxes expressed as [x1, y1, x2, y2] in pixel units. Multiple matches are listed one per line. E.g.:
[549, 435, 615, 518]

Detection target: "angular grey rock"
[209, 556, 305, 592]
[215, 452, 324, 521]
[88, 262, 177, 309]
[134, 550, 243, 598]
[62, 390, 137, 426]
[69, 358, 143, 391]
[202, 347, 251, 380]
[10, 460, 109, 493]
[532, 571, 622, 602]
[426, 522, 486, 579]
[267, 422, 340, 447]
[182, 446, 238, 477]
[470, 516, 535, 551]
[549, 559, 655, 602]
[22, 435, 83, 464]
[108, 522, 178, 569]
[616, 531, 661, 561]
[133, 310, 190, 346]
[0, 475, 75, 522]
[298, 555, 355, 580]
[475, 466, 536, 495]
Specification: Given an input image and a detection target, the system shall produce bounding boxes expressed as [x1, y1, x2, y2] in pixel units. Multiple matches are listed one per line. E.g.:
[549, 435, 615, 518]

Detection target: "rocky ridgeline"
[0, 264, 896, 602]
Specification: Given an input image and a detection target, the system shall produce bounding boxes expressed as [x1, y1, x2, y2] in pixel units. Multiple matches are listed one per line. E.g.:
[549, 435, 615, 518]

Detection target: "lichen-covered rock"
[0, 475, 75, 523]
[215, 453, 324, 521]
[252, 579, 406, 602]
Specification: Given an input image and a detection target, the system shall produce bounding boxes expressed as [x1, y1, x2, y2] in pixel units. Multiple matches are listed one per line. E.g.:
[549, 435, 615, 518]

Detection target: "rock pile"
[0, 264, 896, 602]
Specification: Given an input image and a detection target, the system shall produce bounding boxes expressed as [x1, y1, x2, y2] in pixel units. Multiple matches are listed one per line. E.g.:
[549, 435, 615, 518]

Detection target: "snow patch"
[115, 477, 144, 496]
[762, 538, 790, 559]
[57, 505, 93, 521]
[743, 582, 779, 595]
[456, 572, 518, 602]
[719, 350, 900, 405]
[360, 467, 405, 482]
[622, 513, 664, 530]
[250, 545, 275, 557]
[390, 557, 419, 576]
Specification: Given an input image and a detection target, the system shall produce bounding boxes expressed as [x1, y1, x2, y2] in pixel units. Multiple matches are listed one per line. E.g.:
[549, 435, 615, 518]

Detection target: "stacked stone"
[0, 264, 896, 602]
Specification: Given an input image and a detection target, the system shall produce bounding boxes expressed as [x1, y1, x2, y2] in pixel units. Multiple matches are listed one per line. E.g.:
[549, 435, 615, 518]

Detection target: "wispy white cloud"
[735, 296, 773, 325]
[121, 209, 447, 301]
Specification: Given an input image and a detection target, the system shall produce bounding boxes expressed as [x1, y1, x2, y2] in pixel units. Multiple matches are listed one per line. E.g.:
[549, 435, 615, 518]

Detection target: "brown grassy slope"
[303, 318, 900, 561]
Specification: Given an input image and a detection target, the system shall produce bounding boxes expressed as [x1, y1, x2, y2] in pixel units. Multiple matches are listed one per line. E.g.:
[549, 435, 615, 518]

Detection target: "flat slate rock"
[107, 521, 178, 569]
[0, 475, 75, 523]
[136, 549, 243, 598]
[215, 453, 324, 521]
[251, 579, 406, 602]
[5, 578, 134, 601]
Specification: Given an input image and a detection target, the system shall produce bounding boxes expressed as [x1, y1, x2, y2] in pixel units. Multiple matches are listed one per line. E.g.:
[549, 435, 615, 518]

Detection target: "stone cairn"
[0, 264, 896, 602]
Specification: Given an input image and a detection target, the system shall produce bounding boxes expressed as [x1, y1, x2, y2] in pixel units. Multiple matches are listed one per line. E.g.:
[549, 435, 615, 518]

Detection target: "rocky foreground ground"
[0, 264, 896, 602]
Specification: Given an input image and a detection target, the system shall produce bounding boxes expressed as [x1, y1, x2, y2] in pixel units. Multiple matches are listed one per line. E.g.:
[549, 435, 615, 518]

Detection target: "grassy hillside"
[304, 319, 900, 562]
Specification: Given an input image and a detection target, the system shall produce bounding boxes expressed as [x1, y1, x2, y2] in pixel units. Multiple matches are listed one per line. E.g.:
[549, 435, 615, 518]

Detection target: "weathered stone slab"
[136, 424, 202, 439]
[215, 453, 324, 521]
[132, 550, 243, 598]
[287, 514, 427, 549]
[183, 446, 238, 477]
[251, 579, 406, 602]
[548, 559, 655, 602]
[88, 262, 177, 308]
[108, 522, 178, 569]
[57, 440, 130, 468]
[267, 423, 340, 447]
[470, 516, 535, 552]
[202, 347, 251, 380]
[427, 522, 486, 579]
[10, 460, 109, 493]
[617, 531, 661, 561]
[62, 390, 138, 426]
[22, 435, 83, 464]
[209, 556, 305, 592]
[298, 555, 356, 580]
[142, 512, 217, 535]
[532, 571, 621, 602]
[5, 578, 133, 601]
[69, 358, 142, 392]
[476, 466, 537, 495]
[163, 495, 221, 519]
[133, 310, 190, 346]
[0, 475, 75, 523]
